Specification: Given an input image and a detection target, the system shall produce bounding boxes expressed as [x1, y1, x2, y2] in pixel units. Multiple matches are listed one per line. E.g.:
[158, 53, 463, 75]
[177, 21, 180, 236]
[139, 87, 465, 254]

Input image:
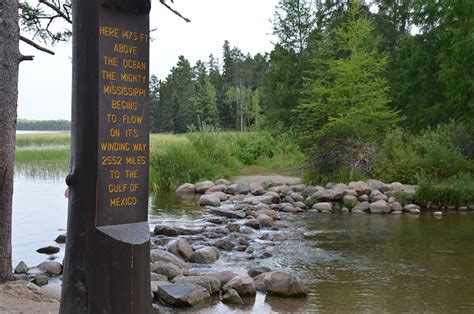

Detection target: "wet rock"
[189, 247, 219, 264]
[151, 273, 169, 282]
[353, 201, 370, 212]
[152, 261, 183, 280]
[341, 207, 350, 213]
[271, 234, 286, 241]
[210, 208, 246, 219]
[206, 184, 227, 193]
[403, 204, 420, 212]
[176, 183, 196, 194]
[222, 276, 256, 297]
[243, 195, 274, 205]
[257, 214, 274, 228]
[245, 246, 255, 254]
[369, 200, 390, 214]
[226, 223, 240, 233]
[249, 182, 265, 196]
[284, 195, 296, 205]
[195, 181, 215, 193]
[157, 283, 210, 307]
[248, 266, 271, 278]
[312, 202, 332, 212]
[264, 192, 281, 204]
[294, 202, 306, 209]
[173, 275, 220, 294]
[213, 271, 238, 287]
[352, 209, 367, 214]
[13, 274, 28, 281]
[150, 249, 188, 269]
[433, 211, 443, 218]
[391, 182, 404, 191]
[206, 216, 227, 224]
[391, 210, 403, 215]
[154, 225, 178, 236]
[370, 190, 388, 202]
[221, 289, 244, 305]
[32, 275, 48, 286]
[36, 246, 60, 255]
[409, 208, 421, 215]
[358, 194, 369, 202]
[14, 261, 29, 274]
[167, 239, 194, 261]
[254, 272, 307, 297]
[54, 234, 66, 244]
[291, 184, 306, 193]
[175, 226, 205, 235]
[391, 202, 403, 212]
[215, 237, 235, 251]
[332, 183, 348, 200]
[244, 219, 261, 229]
[151, 280, 169, 296]
[289, 192, 304, 203]
[280, 204, 300, 213]
[198, 194, 221, 207]
[215, 179, 231, 185]
[38, 261, 62, 276]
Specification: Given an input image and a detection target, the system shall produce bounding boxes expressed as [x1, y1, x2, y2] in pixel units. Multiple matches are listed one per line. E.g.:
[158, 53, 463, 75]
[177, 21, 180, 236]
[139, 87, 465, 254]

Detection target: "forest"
[149, 0, 473, 191]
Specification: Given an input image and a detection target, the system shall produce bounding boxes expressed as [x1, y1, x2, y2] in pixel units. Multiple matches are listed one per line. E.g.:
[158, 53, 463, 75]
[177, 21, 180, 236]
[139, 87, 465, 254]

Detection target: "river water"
[12, 164, 474, 312]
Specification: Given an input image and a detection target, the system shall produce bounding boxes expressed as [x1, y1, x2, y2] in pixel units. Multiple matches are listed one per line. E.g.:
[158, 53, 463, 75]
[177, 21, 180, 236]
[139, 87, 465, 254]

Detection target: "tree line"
[17, 119, 71, 131]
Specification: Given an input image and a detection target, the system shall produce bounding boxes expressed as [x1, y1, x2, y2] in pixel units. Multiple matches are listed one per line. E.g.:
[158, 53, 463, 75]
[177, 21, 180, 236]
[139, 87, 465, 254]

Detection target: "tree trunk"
[0, 0, 20, 283]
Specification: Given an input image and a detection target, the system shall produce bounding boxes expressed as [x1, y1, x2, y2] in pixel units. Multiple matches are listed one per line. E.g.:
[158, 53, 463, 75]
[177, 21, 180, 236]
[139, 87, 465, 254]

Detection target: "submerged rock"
[36, 246, 60, 255]
[248, 266, 271, 278]
[54, 234, 67, 244]
[254, 272, 307, 297]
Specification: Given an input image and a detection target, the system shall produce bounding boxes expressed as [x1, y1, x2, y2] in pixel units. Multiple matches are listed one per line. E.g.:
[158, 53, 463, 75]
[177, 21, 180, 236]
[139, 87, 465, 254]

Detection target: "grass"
[16, 133, 70, 148]
[414, 175, 474, 209]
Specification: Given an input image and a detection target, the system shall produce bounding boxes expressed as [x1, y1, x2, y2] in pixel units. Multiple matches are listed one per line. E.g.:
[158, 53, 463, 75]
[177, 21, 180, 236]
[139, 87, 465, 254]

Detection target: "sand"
[0, 282, 59, 314]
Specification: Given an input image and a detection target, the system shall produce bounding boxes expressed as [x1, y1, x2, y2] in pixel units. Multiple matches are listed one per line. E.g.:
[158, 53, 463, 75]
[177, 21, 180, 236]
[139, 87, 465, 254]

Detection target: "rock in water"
[157, 283, 210, 307]
[189, 247, 219, 264]
[54, 234, 67, 244]
[151, 261, 183, 280]
[150, 249, 188, 269]
[248, 266, 271, 278]
[254, 272, 307, 297]
[14, 261, 29, 274]
[33, 275, 48, 286]
[172, 275, 221, 294]
[222, 276, 256, 297]
[38, 261, 62, 276]
[167, 239, 194, 261]
[213, 271, 238, 287]
[36, 246, 60, 255]
[176, 183, 196, 194]
[195, 181, 215, 193]
[198, 194, 221, 207]
[369, 200, 390, 214]
[221, 289, 244, 305]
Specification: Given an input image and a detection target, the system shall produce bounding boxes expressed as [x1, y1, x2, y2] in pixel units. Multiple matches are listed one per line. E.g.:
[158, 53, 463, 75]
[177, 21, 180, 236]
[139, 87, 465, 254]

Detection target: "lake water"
[12, 163, 474, 312]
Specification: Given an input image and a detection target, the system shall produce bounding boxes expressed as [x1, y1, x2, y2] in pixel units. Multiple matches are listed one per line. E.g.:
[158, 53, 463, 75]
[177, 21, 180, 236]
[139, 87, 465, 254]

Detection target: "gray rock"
[342, 195, 358, 208]
[222, 276, 256, 297]
[312, 202, 332, 212]
[352, 209, 366, 214]
[211, 192, 228, 201]
[189, 247, 219, 264]
[261, 209, 278, 219]
[14, 261, 29, 274]
[271, 233, 286, 241]
[369, 200, 390, 214]
[370, 190, 388, 202]
[225, 183, 249, 195]
[244, 219, 261, 229]
[353, 201, 370, 212]
[284, 195, 296, 205]
[367, 179, 384, 190]
[173, 275, 220, 294]
[198, 194, 221, 207]
[433, 211, 443, 218]
[313, 190, 334, 201]
[151, 261, 183, 280]
[32, 275, 48, 286]
[391, 210, 403, 215]
[151, 273, 169, 282]
[290, 192, 304, 202]
[154, 225, 178, 236]
[206, 184, 227, 193]
[403, 204, 420, 212]
[36, 246, 60, 255]
[167, 239, 194, 261]
[304, 186, 317, 196]
[226, 223, 240, 233]
[210, 208, 246, 219]
[332, 183, 348, 200]
[248, 266, 271, 278]
[249, 182, 265, 195]
[176, 183, 196, 194]
[348, 181, 372, 195]
[391, 182, 404, 191]
[13, 274, 28, 281]
[391, 202, 403, 212]
[213, 271, 238, 287]
[150, 249, 188, 269]
[195, 181, 215, 193]
[243, 195, 274, 205]
[409, 208, 421, 215]
[264, 191, 281, 203]
[38, 261, 62, 276]
[358, 194, 369, 202]
[254, 272, 307, 297]
[221, 289, 243, 305]
[215, 237, 235, 251]
[157, 283, 210, 307]
[257, 214, 274, 228]
[54, 234, 66, 244]
[206, 216, 227, 224]
[341, 207, 350, 213]
[215, 179, 231, 185]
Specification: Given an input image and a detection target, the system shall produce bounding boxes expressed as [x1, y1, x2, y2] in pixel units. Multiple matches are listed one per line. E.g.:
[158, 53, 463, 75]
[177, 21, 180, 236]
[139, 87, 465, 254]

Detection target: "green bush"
[374, 125, 473, 184]
[414, 175, 474, 208]
[393, 191, 408, 206]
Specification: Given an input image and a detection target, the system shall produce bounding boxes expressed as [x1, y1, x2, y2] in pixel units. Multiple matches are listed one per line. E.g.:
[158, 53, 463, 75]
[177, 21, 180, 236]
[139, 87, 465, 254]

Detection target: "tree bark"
[0, 0, 20, 283]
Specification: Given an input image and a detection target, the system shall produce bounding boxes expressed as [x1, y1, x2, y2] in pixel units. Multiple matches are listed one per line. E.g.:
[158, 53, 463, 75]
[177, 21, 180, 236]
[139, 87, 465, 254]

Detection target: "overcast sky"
[17, 0, 278, 120]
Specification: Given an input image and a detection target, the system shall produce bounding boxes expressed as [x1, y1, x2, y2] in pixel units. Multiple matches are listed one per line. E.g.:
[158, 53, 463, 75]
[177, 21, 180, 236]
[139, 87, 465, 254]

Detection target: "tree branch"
[159, 0, 191, 23]
[38, 0, 72, 24]
[20, 36, 55, 55]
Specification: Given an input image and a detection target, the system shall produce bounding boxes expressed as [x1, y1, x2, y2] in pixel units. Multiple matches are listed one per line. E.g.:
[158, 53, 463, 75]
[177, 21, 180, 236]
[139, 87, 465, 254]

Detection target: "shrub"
[414, 175, 474, 208]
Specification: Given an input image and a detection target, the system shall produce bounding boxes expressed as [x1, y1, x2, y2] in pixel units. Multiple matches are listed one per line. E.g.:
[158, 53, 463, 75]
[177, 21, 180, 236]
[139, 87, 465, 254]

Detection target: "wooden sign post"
[60, 0, 152, 312]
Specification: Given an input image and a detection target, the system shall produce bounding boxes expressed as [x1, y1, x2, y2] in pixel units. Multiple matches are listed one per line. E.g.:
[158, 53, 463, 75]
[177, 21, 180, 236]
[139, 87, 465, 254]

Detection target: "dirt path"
[0, 282, 59, 314]
[233, 175, 301, 186]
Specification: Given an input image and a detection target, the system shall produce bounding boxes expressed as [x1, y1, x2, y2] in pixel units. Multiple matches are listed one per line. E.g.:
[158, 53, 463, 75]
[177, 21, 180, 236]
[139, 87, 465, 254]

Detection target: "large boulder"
[264, 192, 281, 204]
[176, 183, 196, 194]
[332, 183, 348, 200]
[150, 249, 188, 269]
[367, 179, 384, 191]
[348, 181, 372, 195]
[213, 271, 238, 287]
[214, 237, 235, 251]
[353, 201, 370, 212]
[38, 261, 62, 276]
[189, 247, 219, 264]
[206, 184, 227, 193]
[312, 202, 332, 212]
[222, 276, 256, 297]
[254, 272, 307, 297]
[14, 261, 29, 274]
[156, 283, 210, 307]
[167, 239, 194, 261]
[198, 194, 221, 207]
[210, 208, 246, 219]
[195, 181, 215, 193]
[151, 261, 183, 280]
[154, 225, 178, 236]
[369, 200, 390, 214]
[173, 275, 221, 294]
[342, 195, 358, 208]
[313, 190, 334, 202]
[225, 183, 249, 195]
